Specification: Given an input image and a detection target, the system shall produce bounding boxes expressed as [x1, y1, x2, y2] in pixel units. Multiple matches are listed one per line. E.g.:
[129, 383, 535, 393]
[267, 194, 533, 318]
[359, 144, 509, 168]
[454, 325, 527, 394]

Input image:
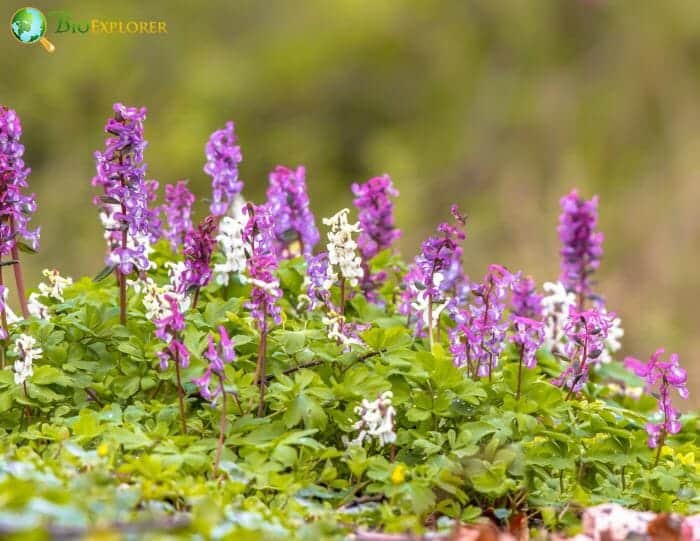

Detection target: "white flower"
[128, 277, 172, 320]
[248, 277, 281, 293]
[410, 273, 448, 330]
[599, 309, 624, 363]
[349, 391, 396, 447]
[99, 206, 120, 237]
[322, 311, 363, 349]
[27, 293, 49, 320]
[214, 214, 247, 285]
[322, 208, 364, 287]
[1, 287, 21, 324]
[37, 269, 73, 302]
[12, 333, 42, 386]
[99, 205, 155, 271]
[128, 272, 189, 320]
[541, 281, 576, 351]
[163, 261, 191, 312]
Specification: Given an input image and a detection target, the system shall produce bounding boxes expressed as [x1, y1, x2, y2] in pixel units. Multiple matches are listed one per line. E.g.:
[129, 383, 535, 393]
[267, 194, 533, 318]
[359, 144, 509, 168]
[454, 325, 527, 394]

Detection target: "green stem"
[654, 430, 667, 467]
[516, 344, 524, 401]
[339, 277, 346, 315]
[428, 296, 434, 350]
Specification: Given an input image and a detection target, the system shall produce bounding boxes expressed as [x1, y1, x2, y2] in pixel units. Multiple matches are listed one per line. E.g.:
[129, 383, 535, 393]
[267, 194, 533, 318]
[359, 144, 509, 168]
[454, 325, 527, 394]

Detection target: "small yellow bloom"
[97, 443, 109, 457]
[678, 452, 695, 466]
[390, 463, 406, 484]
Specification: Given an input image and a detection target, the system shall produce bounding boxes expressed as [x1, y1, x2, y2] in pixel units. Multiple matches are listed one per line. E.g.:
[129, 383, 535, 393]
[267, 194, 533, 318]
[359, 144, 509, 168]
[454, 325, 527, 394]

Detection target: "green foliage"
[0, 243, 698, 538]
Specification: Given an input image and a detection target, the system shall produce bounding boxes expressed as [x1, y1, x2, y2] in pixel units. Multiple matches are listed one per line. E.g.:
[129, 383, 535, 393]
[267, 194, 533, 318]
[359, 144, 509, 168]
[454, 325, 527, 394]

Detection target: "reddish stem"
[9, 220, 28, 320]
[257, 308, 268, 417]
[174, 349, 187, 434]
[118, 152, 127, 326]
[0, 266, 7, 370]
[565, 328, 589, 401]
[516, 344, 524, 401]
[22, 380, 31, 423]
[214, 374, 227, 472]
[427, 295, 434, 349]
[192, 287, 200, 310]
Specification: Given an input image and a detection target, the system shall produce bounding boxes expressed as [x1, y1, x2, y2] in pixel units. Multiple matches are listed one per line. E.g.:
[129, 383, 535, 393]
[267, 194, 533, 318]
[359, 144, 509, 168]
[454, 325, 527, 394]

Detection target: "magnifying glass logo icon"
[10, 7, 56, 53]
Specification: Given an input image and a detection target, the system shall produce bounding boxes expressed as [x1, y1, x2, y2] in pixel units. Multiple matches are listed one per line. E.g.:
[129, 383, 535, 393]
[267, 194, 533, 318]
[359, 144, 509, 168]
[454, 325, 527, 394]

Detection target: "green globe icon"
[10, 7, 55, 52]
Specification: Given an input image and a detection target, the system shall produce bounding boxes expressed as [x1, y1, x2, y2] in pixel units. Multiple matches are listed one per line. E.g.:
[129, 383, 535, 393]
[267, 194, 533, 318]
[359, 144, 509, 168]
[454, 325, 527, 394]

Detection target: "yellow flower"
[97, 443, 109, 457]
[678, 452, 695, 466]
[390, 464, 406, 484]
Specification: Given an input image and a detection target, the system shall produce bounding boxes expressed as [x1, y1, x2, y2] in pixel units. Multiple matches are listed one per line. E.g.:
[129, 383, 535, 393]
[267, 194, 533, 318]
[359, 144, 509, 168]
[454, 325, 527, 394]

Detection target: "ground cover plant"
[0, 103, 698, 539]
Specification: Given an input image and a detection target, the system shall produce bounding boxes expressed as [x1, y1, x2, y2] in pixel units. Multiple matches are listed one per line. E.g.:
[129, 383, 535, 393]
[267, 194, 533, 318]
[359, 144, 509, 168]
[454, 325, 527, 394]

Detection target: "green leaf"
[93, 264, 117, 282]
[283, 393, 328, 430]
[31, 365, 73, 386]
[72, 409, 102, 440]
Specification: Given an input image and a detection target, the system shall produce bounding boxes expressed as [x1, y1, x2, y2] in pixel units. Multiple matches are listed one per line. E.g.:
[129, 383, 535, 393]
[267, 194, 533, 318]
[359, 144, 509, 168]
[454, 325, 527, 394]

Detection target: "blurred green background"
[2, 0, 698, 405]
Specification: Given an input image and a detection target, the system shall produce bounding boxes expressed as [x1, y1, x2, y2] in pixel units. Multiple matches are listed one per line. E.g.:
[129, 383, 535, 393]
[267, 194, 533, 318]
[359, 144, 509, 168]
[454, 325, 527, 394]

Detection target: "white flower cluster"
[410, 273, 448, 330]
[349, 391, 396, 447]
[322, 208, 364, 287]
[128, 277, 175, 320]
[27, 295, 49, 319]
[99, 207, 155, 271]
[128, 262, 190, 319]
[542, 281, 624, 362]
[13, 333, 42, 385]
[322, 311, 363, 349]
[599, 309, 624, 364]
[2, 287, 21, 324]
[541, 281, 576, 351]
[214, 215, 247, 286]
[164, 261, 188, 295]
[605, 382, 643, 400]
[37, 268, 73, 302]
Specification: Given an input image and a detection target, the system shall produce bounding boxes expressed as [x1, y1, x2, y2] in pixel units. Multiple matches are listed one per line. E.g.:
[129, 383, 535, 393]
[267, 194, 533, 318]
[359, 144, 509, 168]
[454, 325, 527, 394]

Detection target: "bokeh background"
[2, 0, 699, 405]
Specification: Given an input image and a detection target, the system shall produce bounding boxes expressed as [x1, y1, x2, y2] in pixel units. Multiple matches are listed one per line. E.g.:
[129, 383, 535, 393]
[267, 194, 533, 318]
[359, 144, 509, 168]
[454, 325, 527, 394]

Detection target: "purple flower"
[265, 165, 319, 257]
[0, 106, 39, 255]
[401, 206, 467, 335]
[193, 326, 235, 401]
[92, 103, 158, 274]
[467, 264, 513, 376]
[625, 348, 688, 448]
[558, 189, 604, 305]
[351, 175, 400, 261]
[247, 253, 283, 326]
[552, 306, 615, 393]
[243, 204, 282, 327]
[161, 180, 195, 250]
[511, 274, 543, 319]
[242, 203, 275, 256]
[351, 175, 401, 299]
[180, 215, 217, 292]
[302, 253, 332, 310]
[448, 264, 513, 376]
[204, 121, 243, 217]
[510, 316, 545, 369]
[155, 294, 189, 370]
